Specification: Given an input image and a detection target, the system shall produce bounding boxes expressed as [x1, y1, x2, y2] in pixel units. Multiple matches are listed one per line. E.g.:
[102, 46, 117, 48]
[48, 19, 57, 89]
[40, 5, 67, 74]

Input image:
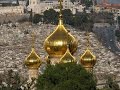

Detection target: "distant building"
[0, 0, 19, 6]
[0, 6, 24, 15]
[0, 0, 24, 15]
[19, 0, 27, 7]
[95, 0, 120, 13]
[27, 0, 85, 14]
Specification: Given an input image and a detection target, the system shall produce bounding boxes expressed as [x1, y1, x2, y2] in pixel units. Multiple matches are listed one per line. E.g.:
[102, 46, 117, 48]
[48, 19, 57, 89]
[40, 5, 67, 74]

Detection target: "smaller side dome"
[25, 48, 42, 69]
[60, 47, 76, 63]
[80, 49, 96, 68]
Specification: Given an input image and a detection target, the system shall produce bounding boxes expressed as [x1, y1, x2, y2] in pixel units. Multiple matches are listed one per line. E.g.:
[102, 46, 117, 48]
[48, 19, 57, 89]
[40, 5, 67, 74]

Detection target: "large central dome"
[44, 19, 78, 58]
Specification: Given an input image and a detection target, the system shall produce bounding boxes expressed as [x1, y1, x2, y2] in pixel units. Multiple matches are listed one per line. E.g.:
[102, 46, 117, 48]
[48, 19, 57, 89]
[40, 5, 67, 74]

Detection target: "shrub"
[36, 63, 96, 90]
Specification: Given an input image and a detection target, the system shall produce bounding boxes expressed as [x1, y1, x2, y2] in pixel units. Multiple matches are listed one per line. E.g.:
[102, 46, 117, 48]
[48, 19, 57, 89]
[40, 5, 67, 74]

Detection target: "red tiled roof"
[97, 3, 120, 9]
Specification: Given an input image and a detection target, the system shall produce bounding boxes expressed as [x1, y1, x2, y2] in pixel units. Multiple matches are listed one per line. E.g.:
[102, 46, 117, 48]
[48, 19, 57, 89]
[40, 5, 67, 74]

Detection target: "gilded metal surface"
[80, 49, 96, 68]
[25, 48, 41, 69]
[60, 47, 76, 63]
[44, 19, 78, 58]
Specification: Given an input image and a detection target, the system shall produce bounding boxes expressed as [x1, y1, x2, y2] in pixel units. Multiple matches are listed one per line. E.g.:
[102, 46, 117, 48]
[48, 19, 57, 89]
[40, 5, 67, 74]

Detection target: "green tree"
[100, 75, 120, 90]
[62, 9, 74, 25]
[0, 70, 35, 90]
[73, 13, 93, 31]
[94, 12, 114, 25]
[16, 0, 19, 6]
[33, 14, 43, 24]
[115, 30, 120, 42]
[26, 0, 29, 6]
[43, 9, 59, 24]
[84, 0, 93, 8]
[118, 16, 120, 25]
[0, 70, 24, 90]
[36, 63, 96, 90]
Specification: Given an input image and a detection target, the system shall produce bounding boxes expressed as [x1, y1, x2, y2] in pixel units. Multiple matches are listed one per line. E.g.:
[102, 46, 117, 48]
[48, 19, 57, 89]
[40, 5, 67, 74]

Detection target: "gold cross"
[86, 31, 90, 49]
[58, 0, 63, 14]
[31, 32, 35, 48]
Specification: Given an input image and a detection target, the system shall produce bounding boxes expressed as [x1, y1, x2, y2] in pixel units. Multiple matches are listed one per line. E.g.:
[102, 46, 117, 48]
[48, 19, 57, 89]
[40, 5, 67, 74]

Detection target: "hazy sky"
[5, 0, 120, 4]
[97, 0, 120, 4]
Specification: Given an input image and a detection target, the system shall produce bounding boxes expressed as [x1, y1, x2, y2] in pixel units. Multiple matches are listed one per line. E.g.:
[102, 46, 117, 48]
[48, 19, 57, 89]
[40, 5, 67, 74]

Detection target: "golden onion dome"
[60, 47, 76, 63]
[80, 49, 96, 68]
[44, 18, 77, 58]
[25, 48, 41, 69]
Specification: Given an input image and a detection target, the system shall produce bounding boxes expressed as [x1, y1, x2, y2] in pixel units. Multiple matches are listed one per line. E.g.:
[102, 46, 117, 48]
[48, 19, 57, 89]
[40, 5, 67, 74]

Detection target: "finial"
[31, 32, 35, 49]
[58, 0, 63, 17]
[58, 0, 63, 25]
[67, 44, 69, 48]
[86, 30, 90, 49]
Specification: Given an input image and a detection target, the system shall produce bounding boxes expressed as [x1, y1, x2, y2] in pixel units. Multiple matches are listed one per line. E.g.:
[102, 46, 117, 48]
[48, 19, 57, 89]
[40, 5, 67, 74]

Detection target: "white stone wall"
[0, 6, 24, 15]
[27, 0, 85, 14]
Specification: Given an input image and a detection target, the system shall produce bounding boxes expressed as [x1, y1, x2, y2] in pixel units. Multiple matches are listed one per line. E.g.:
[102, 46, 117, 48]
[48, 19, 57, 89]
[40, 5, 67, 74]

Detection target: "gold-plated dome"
[60, 47, 76, 63]
[25, 48, 41, 69]
[44, 19, 77, 57]
[44, 0, 77, 58]
[80, 49, 96, 68]
[80, 31, 96, 69]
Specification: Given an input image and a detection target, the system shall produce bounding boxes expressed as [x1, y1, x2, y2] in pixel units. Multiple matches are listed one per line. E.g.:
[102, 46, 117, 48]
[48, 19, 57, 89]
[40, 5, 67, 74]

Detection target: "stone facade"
[0, 6, 24, 15]
[27, 0, 85, 14]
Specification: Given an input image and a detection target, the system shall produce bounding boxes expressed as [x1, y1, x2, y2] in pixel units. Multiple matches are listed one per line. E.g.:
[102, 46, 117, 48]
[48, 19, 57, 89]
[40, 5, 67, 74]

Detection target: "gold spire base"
[84, 67, 93, 73]
[46, 56, 60, 65]
[28, 68, 39, 80]
[27, 68, 38, 90]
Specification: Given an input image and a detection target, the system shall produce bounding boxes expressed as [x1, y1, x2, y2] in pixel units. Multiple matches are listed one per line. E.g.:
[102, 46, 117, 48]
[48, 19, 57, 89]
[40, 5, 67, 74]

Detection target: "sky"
[97, 0, 120, 4]
[4, 0, 120, 4]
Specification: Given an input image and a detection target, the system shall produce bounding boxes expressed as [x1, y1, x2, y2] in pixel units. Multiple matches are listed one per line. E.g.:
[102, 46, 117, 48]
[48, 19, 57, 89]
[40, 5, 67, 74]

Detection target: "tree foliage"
[94, 12, 114, 25]
[115, 30, 120, 42]
[70, 0, 93, 7]
[32, 9, 95, 31]
[98, 75, 120, 90]
[82, 0, 93, 8]
[62, 9, 74, 25]
[33, 14, 43, 24]
[26, 0, 29, 6]
[0, 70, 23, 90]
[118, 16, 120, 23]
[73, 13, 93, 31]
[0, 70, 35, 90]
[36, 63, 96, 90]
[43, 9, 59, 24]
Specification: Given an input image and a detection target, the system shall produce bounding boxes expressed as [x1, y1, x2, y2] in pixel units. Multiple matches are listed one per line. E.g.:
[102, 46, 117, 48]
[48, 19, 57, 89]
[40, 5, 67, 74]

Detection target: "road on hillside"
[93, 26, 120, 55]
